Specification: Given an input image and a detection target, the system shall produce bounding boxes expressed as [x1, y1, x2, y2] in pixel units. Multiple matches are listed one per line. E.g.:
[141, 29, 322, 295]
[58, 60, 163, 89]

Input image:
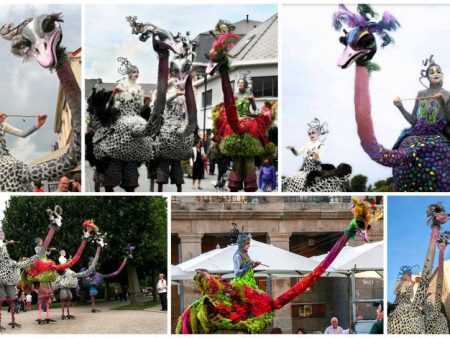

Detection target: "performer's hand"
[144, 96, 151, 105]
[0, 112, 7, 123]
[393, 96, 402, 106]
[50, 247, 57, 251]
[35, 114, 47, 129]
[285, 146, 293, 150]
[112, 87, 123, 96]
[313, 153, 320, 161]
[433, 92, 444, 101]
[253, 261, 261, 267]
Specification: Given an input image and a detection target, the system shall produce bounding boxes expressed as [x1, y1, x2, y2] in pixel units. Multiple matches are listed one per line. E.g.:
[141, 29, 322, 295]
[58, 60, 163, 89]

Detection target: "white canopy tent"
[174, 239, 321, 276]
[311, 241, 384, 333]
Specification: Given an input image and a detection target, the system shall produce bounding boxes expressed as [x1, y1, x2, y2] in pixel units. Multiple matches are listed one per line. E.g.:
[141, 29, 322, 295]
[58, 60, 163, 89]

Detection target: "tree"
[372, 177, 394, 192]
[1, 196, 167, 305]
[350, 174, 368, 192]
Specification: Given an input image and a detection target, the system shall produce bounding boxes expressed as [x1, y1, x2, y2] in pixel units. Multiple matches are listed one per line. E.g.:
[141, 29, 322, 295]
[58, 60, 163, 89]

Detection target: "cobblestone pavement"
[3, 303, 167, 334]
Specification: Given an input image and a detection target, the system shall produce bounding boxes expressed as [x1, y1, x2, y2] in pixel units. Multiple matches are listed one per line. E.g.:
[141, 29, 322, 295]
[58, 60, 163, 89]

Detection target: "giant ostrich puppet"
[0, 13, 80, 192]
[334, 4, 450, 191]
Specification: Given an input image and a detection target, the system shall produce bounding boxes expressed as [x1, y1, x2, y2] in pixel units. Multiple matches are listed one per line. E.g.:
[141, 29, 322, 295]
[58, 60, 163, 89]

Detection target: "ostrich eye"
[12, 38, 31, 52]
[42, 18, 56, 34]
[184, 62, 191, 72]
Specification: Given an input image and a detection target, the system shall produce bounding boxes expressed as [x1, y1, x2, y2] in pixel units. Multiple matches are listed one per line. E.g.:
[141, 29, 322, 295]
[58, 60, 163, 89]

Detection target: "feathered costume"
[77, 246, 135, 312]
[335, 5, 450, 191]
[176, 197, 381, 334]
[208, 22, 276, 192]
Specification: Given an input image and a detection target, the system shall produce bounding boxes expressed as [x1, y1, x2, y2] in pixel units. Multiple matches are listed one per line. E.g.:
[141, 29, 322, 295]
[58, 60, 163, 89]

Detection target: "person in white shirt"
[157, 273, 167, 311]
[324, 317, 344, 334]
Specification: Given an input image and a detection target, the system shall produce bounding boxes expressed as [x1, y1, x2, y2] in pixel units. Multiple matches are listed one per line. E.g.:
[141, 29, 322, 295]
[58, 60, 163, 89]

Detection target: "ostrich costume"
[78, 246, 135, 313]
[0, 205, 63, 330]
[22, 220, 99, 324]
[282, 118, 351, 192]
[207, 21, 276, 192]
[0, 13, 80, 192]
[334, 5, 450, 191]
[177, 197, 381, 334]
[51, 235, 105, 320]
[388, 204, 450, 333]
[91, 18, 184, 165]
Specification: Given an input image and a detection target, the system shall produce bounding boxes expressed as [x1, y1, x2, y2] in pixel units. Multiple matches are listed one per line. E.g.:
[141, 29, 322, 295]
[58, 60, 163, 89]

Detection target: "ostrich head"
[1, 13, 63, 69]
[337, 27, 377, 69]
[169, 33, 197, 91]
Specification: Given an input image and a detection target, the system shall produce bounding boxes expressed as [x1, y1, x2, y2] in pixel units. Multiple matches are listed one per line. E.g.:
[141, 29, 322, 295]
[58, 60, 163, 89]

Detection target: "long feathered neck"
[354, 66, 407, 167]
[220, 67, 244, 135]
[184, 75, 197, 135]
[53, 238, 87, 271]
[103, 256, 128, 279]
[433, 244, 445, 314]
[55, 53, 81, 134]
[272, 232, 349, 309]
[37, 224, 58, 258]
[153, 52, 170, 117]
[76, 245, 102, 278]
[413, 225, 440, 308]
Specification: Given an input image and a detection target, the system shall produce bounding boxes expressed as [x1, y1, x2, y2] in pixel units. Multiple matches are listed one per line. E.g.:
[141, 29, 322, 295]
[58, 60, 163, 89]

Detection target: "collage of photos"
[0, 1, 449, 337]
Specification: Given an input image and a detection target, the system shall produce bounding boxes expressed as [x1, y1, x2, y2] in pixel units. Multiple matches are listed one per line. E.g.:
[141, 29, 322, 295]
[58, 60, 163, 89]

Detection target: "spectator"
[296, 328, 306, 334]
[324, 317, 343, 334]
[26, 293, 32, 311]
[34, 181, 44, 192]
[72, 173, 82, 192]
[190, 140, 206, 190]
[57, 176, 70, 192]
[270, 327, 282, 334]
[369, 301, 384, 334]
[258, 157, 277, 191]
[157, 273, 167, 311]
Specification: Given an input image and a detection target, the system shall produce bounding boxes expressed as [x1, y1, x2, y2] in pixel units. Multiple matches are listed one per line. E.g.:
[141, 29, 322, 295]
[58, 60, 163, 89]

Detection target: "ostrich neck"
[103, 256, 128, 279]
[272, 233, 349, 309]
[185, 75, 197, 132]
[413, 225, 440, 308]
[354, 66, 405, 167]
[56, 55, 81, 132]
[220, 68, 244, 135]
[153, 53, 169, 117]
[38, 225, 58, 258]
[435, 244, 445, 311]
[53, 238, 87, 271]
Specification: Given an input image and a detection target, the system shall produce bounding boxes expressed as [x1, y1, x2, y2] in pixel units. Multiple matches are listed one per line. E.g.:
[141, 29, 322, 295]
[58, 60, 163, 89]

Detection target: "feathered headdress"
[397, 265, 419, 279]
[307, 118, 329, 137]
[332, 4, 400, 48]
[229, 223, 251, 250]
[117, 57, 138, 76]
[419, 55, 442, 88]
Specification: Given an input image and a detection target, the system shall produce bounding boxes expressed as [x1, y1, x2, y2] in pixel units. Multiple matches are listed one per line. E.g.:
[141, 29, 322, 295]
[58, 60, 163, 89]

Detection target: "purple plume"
[332, 4, 366, 30]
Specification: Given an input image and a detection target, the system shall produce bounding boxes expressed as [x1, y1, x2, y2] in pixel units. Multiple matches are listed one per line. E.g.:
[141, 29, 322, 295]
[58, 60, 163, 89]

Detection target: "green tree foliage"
[371, 177, 394, 192]
[1, 196, 167, 297]
[350, 174, 368, 192]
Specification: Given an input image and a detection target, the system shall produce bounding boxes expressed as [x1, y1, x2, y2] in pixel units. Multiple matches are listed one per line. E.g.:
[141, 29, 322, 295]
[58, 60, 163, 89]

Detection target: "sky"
[281, 5, 450, 186]
[85, 4, 277, 85]
[387, 196, 450, 302]
[0, 4, 80, 163]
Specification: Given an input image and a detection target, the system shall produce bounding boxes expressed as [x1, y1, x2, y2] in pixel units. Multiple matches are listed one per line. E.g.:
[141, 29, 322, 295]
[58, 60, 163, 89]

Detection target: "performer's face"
[129, 68, 140, 81]
[244, 240, 251, 251]
[428, 66, 443, 86]
[308, 128, 318, 141]
[331, 319, 338, 328]
[238, 79, 246, 92]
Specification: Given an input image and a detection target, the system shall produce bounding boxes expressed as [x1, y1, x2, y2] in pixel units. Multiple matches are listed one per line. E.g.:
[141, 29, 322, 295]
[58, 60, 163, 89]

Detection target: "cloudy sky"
[282, 5, 450, 186]
[387, 196, 450, 302]
[0, 4, 80, 163]
[85, 4, 277, 85]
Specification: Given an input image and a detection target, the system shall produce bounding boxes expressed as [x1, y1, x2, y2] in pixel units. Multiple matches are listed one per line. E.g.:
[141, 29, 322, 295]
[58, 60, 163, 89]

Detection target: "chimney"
[246, 14, 249, 22]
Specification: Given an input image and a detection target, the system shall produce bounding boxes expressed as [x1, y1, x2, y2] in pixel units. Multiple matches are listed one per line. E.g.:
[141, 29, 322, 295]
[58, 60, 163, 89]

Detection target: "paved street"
[85, 164, 226, 193]
[3, 302, 166, 334]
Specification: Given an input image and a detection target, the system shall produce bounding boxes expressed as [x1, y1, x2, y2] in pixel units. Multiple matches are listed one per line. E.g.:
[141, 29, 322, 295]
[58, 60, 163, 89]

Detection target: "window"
[252, 76, 278, 98]
[292, 303, 326, 318]
[202, 89, 212, 108]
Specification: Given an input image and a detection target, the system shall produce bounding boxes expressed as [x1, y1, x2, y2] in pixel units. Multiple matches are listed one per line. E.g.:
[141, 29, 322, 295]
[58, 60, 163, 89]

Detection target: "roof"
[230, 13, 278, 61]
[84, 79, 156, 99]
[193, 17, 262, 65]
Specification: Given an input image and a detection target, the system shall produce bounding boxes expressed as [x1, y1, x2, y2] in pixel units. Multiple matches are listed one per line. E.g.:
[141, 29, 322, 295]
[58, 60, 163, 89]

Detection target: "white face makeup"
[427, 65, 443, 86]
[308, 128, 318, 141]
[238, 79, 246, 91]
[129, 68, 140, 81]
